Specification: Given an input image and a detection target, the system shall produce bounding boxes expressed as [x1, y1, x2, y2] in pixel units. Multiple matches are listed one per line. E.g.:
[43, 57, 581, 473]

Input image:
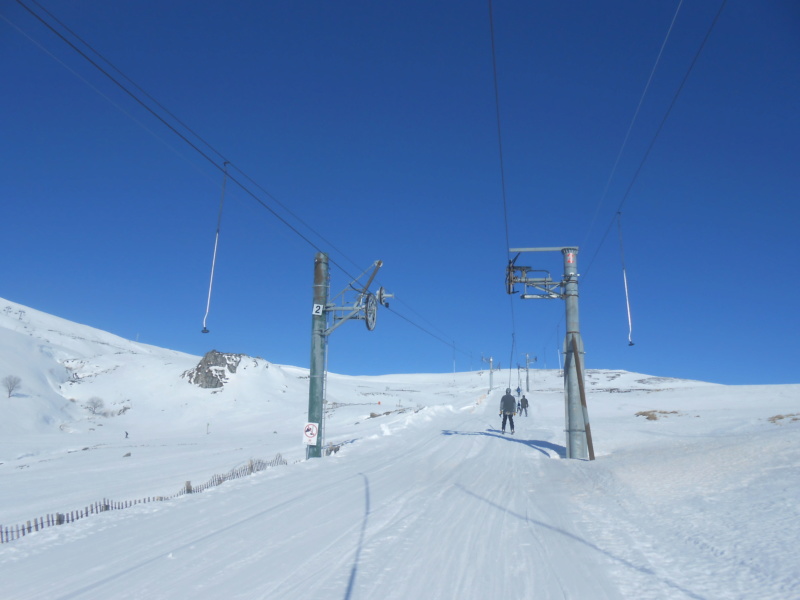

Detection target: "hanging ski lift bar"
[200, 162, 230, 333]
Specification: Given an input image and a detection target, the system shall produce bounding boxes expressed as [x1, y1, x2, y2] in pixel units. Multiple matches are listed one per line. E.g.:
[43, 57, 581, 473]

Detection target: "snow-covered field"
[0, 297, 798, 599]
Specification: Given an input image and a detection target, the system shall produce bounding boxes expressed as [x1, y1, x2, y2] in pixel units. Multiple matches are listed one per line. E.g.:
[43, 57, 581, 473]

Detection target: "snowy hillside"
[0, 297, 798, 599]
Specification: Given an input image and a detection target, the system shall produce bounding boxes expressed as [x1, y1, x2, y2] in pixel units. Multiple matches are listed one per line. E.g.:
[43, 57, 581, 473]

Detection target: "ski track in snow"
[576, 433, 800, 600]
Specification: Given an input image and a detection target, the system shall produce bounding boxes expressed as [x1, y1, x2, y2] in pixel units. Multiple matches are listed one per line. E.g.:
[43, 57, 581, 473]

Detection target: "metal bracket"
[507, 264, 564, 300]
[506, 247, 580, 300]
[325, 261, 393, 335]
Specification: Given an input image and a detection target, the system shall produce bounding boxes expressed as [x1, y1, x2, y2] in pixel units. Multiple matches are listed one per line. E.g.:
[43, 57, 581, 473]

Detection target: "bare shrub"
[3, 375, 21, 398]
[86, 397, 105, 415]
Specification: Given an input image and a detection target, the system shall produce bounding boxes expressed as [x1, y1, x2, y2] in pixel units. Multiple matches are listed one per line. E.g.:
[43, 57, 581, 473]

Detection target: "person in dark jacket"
[520, 395, 529, 417]
[499, 388, 516, 434]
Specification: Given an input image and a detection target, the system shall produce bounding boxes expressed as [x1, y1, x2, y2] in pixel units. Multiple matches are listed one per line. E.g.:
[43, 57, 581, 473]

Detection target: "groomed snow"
[0, 298, 798, 599]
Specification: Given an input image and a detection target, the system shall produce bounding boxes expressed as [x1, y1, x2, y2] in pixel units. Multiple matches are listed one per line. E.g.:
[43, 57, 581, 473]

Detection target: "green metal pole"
[307, 252, 328, 459]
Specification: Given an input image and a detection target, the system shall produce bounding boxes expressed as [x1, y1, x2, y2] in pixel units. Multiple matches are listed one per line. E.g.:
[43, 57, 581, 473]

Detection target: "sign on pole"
[303, 422, 319, 446]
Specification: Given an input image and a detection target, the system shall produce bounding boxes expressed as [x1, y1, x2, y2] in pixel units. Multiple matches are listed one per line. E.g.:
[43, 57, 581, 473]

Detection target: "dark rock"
[182, 350, 245, 389]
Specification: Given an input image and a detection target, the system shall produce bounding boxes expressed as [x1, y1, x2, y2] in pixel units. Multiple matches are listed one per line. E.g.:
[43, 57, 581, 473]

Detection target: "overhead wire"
[537, 0, 728, 359]
[13, 0, 363, 283]
[577, 0, 683, 350]
[384, 305, 472, 358]
[487, 0, 518, 389]
[0, 9, 212, 181]
[581, 0, 685, 250]
[10, 0, 485, 366]
[23, 0, 361, 278]
[390, 296, 471, 357]
[12, 0, 728, 374]
[583, 0, 729, 278]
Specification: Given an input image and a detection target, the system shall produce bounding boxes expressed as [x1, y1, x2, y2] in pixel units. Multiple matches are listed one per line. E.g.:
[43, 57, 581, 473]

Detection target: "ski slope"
[0, 298, 798, 599]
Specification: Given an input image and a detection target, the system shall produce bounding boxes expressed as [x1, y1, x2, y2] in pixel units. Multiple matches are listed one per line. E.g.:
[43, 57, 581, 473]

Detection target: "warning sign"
[303, 422, 319, 446]
[566, 252, 574, 264]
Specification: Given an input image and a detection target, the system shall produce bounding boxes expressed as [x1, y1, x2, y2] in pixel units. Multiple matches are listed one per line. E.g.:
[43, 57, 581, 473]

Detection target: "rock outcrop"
[182, 350, 245, 389]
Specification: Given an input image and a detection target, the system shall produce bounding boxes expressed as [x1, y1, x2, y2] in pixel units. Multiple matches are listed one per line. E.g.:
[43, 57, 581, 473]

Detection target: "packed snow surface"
[0, 298, 798, 599]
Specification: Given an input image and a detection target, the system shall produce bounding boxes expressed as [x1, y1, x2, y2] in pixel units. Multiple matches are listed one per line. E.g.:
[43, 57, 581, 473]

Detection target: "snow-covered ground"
[0, 297, 798, 599]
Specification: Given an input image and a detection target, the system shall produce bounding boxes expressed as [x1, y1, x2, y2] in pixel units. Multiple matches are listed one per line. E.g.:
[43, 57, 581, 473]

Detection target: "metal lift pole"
[561, 248, 588, 460]
[507, 246, 593, 460]
[307, 252, 329, 459]
[305, 255, 392, 459]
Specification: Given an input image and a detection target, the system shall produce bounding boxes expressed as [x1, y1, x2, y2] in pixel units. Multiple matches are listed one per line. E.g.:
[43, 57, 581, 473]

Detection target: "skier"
[520, 395, 529, 417]
[499, 388, 516, 434]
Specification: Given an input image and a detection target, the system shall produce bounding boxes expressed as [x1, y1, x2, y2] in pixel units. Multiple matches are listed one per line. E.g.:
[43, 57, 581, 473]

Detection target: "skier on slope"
[520, 395, 529, 417]
[499, 388, 516, 435]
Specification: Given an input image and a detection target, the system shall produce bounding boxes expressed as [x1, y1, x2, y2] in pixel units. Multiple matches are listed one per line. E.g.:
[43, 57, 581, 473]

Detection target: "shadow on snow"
[441, 428, 567, 459]
[343, 473, 370, 600]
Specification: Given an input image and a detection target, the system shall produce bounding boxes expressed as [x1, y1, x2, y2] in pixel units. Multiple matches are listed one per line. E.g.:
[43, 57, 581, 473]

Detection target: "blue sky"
[1, 1, 798, 384]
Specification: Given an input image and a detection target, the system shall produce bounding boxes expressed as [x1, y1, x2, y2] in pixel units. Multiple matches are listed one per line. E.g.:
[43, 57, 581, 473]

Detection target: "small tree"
[3, 375, 21, 398]
[86, 397, 105, 415]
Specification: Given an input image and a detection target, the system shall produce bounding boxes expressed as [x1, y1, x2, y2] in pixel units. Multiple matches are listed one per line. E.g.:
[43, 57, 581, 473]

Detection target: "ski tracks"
[317, 406, 624, 599]
[568, 433, 800, 600]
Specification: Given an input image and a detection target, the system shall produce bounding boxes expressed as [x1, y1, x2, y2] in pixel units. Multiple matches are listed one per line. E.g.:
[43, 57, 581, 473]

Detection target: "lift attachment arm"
[326, 260, 393, 335]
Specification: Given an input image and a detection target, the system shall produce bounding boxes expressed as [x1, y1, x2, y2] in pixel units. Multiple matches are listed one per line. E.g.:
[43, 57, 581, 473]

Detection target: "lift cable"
[581, 0, 684, 250]
[488, 0, 518, 389]
[578, 0, 686, 350]
[582, 0, 729, 280]
[384, 305, 472, 358]
[11, 0, 511, 367]
[533, 0, 727, 359]
[390, 296, 469, 352]
[0, 10, 207, 180]
[13, 0, 364, 284]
